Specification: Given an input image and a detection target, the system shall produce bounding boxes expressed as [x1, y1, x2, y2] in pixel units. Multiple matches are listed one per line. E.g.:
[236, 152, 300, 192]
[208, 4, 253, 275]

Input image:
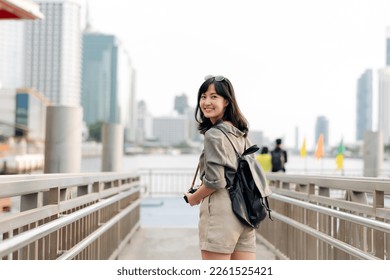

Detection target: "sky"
[87, 0, 390, 149]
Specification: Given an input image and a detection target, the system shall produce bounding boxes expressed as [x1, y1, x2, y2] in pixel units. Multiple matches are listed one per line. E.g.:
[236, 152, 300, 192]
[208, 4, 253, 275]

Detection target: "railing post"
[306, 183, 317, 259]
[148, 169, 153, 195]
[43, 187, 60, 259]
[269, 179, 286, 258]
[373, 190, 385, 259]
[282, 181, 292, 259]
[318, 186, 330, 259]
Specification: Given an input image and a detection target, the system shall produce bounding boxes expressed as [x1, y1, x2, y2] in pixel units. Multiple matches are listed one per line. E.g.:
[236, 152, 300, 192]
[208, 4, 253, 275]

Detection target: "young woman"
[184, 75, 257, 260]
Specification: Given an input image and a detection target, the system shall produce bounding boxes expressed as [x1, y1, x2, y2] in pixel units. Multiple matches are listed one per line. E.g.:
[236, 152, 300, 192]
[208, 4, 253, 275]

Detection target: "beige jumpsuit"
[198, 122, 256, 254]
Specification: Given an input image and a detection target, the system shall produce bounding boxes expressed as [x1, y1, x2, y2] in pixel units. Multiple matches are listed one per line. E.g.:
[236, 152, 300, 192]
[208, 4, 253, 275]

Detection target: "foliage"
[88, 121, 103, 142]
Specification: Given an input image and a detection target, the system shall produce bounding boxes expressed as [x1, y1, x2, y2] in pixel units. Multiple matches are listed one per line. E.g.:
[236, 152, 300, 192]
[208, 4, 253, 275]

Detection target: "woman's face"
[199, 83, 229, 124]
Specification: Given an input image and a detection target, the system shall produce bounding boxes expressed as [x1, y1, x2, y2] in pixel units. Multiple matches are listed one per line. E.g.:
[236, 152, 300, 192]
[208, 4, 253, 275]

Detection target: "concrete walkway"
[118, 227, 276, 260]
[117, 196, 276, 260]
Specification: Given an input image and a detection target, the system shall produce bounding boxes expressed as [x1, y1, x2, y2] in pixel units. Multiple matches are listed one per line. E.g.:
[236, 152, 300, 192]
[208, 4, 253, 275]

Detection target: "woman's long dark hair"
[195, 76, 249, 135]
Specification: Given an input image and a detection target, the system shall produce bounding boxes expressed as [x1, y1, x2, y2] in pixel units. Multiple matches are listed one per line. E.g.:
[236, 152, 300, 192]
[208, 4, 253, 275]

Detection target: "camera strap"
[191, 164, 199, 188]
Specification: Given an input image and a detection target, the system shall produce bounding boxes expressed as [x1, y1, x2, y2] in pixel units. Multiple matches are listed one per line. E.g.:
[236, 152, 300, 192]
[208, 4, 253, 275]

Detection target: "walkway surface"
[118, 196, 276, 260]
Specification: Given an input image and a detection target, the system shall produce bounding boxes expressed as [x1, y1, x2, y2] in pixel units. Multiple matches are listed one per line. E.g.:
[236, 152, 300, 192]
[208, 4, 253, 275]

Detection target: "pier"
[0, 170, 389, 260]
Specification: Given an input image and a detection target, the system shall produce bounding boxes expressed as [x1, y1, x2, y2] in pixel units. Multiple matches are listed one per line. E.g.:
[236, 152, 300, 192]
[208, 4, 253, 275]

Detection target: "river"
[81, 153, 390, 177]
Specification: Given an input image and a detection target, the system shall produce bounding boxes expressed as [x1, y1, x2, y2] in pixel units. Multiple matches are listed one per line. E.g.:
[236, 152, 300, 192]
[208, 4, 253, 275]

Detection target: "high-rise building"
[0, 88, 17, 137]
[82, 32, 118, 124]
[174, 94, 189, 115]
[315, 116, 329, 148]
[248, 130, 264, 148]
[14, 88, 50, 141]
[152, 116, 189, 147]
[356, 69, 373, 141]
[295, 126, 299, 152]
[0, 21, 25, 89]
[378, 67, 390, 144]
[173, 93, 201, 142]
[81, 31, 135, 142]
[137, 100, 153, 143]
[24, 0, 82, 106]
[386, 28, 390, 66]
[183, 105, 200, 142]
[0, 21, 25, 138]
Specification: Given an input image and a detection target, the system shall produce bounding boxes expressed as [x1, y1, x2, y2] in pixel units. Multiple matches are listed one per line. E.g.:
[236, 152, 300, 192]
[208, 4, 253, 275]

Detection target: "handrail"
[271, 193, 390, 233]
[0, 172, 141, 260]
[0, 172, 139, 198]
[257, 173, 390, 260]
[57, 197, 141, 260]
[2, 169, 389, 260]
[266, 173, 390, 192]
[0, 187, 139, 258]
[270, 211, 380, 260]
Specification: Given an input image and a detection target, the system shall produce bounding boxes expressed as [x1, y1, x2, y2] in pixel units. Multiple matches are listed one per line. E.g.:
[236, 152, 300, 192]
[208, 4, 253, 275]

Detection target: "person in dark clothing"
[271, 138, 288, 172]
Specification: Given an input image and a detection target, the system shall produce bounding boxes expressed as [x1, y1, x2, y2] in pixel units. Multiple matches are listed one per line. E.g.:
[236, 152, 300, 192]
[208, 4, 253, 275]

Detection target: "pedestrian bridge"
[0, 170, 389, 260]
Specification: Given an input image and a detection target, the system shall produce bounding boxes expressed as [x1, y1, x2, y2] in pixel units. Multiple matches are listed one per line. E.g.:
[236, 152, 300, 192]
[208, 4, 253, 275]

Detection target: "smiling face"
[199, 83, 229, 124]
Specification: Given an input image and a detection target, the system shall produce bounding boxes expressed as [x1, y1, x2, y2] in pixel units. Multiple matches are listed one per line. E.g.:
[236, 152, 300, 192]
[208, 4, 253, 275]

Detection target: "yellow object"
[336, 139, 345, 170]
[300, 137, 307, 157]
[336, 154, 344, 170]
[256, 153, 272, 173]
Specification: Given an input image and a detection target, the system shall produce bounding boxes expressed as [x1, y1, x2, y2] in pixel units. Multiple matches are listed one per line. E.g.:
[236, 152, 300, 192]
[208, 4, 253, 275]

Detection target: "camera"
[183, 185, 200, 203]
[188, 185, 199, 194]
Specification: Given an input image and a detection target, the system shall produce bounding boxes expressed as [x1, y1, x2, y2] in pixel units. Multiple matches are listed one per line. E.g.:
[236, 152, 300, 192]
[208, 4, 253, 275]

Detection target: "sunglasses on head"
[204, 75, 225, 82]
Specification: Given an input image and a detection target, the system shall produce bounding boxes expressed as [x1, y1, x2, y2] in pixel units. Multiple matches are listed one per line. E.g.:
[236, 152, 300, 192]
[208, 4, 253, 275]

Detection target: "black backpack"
[271, 149, 285, 171]
[217, 128, 272, 228]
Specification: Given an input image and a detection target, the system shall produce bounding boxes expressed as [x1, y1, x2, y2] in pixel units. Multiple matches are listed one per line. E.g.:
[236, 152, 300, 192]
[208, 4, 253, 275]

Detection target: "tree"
[88, 121, 103, 142]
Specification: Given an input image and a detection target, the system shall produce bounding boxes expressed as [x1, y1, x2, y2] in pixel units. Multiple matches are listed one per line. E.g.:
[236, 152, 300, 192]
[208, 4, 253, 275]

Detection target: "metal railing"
[138, 168, 198, 196]
[2, 168, 390, 260]
[139, 168, 390, 260]
[0, 172, 141, 260]
[258, 173, 390, 260]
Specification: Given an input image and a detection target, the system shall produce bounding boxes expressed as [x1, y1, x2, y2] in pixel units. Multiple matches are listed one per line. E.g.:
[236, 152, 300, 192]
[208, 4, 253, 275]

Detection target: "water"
[81, 154, 202, 227]
[82, 153, 390, 177]
[77, 153, 390, 227]
[81, 154, 200, 173]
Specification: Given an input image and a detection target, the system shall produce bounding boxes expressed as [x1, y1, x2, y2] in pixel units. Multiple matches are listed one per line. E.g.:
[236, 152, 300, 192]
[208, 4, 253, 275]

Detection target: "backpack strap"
[215, 126, 240, 156]
[243, 144, 260, 156]
[216, 126, 259, 157]
[217, 126, 272, 221]
[191, 164, 199, 188]
[263, 196, 273, 221]
[217, 126, 273, 221]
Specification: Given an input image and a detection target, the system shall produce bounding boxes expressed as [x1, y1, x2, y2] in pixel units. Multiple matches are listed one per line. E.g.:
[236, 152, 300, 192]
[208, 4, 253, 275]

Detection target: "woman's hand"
[184, 184, 215, 206]
[184, 192, 201, 206]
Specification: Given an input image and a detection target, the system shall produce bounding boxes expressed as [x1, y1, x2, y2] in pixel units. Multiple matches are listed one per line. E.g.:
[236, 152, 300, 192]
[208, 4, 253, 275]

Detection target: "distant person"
[271, 138, 287, 172]
[256, 146, 272, 173]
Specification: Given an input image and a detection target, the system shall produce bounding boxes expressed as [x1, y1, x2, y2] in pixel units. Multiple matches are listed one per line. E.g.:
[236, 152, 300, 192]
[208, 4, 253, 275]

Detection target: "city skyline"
[88, 0, 390, 149]
[25, 0, 82, 106]
[2, 0, 390, 151]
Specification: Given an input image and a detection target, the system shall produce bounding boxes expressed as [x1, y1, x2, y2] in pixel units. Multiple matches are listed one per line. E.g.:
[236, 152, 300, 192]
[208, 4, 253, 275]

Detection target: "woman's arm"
[184, 183, 215, 206]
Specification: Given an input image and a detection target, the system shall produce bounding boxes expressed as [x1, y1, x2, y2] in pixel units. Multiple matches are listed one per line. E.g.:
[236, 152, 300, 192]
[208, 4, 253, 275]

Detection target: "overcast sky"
[87, 0, 390, 149]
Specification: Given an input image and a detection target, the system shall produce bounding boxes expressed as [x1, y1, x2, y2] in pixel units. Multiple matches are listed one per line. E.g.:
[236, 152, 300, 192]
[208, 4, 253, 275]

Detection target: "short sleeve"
[201, 129, 227, 189]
